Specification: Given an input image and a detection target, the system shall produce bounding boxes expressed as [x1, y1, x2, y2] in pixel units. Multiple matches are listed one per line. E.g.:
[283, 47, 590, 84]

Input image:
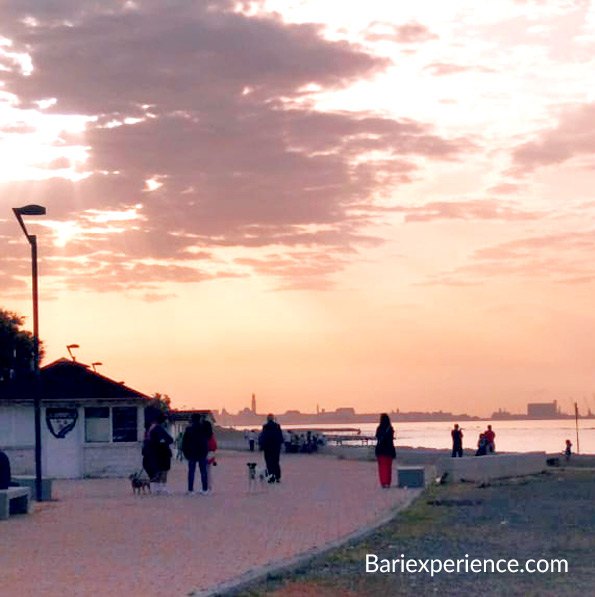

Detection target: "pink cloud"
[0, 0, 472, 293]
[511, 103, 595, 174]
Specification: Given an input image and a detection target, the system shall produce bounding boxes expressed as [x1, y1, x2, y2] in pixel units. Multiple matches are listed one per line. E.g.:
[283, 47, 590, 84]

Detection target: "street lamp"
[91, 362, 102, 372]
[13, 204, 46, 502]
[66, 344, 79, 362]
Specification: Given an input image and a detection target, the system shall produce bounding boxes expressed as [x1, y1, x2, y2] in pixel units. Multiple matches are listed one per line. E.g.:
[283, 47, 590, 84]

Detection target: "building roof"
[0, 358, 151, 401]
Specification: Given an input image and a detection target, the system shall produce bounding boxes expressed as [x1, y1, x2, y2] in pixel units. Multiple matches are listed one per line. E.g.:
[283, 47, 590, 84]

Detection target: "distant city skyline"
[3, 2, 595, 417]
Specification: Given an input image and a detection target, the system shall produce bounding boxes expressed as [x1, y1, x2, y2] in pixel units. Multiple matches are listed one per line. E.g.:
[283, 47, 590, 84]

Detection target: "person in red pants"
[375, 413, 396, 488]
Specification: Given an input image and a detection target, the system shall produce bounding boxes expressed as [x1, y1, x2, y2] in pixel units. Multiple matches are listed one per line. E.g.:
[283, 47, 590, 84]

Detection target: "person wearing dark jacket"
[375, 413, 396, 488]
[0, 449, 11, 490]
[143, 412, 173, 494]
[259, 414, 284, 483]
[182, 413, 213, 494]
[451, 424, 463, 458]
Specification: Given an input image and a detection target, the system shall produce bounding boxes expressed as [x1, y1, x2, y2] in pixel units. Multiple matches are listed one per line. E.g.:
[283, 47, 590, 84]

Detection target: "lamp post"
[66, 344, 79, 362]
[13, 204, 46, 502]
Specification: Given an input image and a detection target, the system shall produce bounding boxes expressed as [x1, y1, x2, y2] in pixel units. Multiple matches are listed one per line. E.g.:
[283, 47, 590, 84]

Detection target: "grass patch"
[238, 469, 595, 597]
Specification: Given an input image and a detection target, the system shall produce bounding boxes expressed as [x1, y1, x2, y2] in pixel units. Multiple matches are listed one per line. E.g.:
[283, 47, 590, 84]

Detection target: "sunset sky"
[2, 0, 595, 417]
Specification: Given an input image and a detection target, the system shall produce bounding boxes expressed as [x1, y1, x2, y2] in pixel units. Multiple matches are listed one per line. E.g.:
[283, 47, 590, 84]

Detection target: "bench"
[0, 486, 32, 520]
[11, 475, 53, 501]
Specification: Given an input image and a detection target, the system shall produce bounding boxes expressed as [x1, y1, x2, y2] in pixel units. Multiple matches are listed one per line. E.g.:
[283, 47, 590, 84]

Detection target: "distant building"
[527, 401, 559, 418]
[334, 407, 355, 417]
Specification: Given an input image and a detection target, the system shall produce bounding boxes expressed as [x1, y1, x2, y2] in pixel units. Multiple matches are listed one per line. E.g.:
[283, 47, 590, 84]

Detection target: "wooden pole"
[574, 402, 580, 455]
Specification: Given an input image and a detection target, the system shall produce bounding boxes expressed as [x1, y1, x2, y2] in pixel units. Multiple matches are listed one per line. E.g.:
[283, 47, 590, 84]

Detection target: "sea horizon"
[230, 419, 595, 456]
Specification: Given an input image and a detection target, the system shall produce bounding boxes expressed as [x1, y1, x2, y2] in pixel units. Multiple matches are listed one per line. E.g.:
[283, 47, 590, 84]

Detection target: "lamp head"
[14, 205, 47, 216]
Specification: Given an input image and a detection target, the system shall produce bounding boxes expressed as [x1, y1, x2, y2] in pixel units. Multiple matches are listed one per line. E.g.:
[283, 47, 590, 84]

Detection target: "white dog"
[246, 462, 271, 491]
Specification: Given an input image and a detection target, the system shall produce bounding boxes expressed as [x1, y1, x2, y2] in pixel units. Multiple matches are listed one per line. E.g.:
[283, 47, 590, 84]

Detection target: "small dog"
[129, 471, 151, 495]
[246, 462, 271, 492]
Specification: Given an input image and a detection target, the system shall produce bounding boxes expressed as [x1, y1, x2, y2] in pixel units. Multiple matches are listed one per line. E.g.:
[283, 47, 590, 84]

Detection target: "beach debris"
[426, 499, 483, 507]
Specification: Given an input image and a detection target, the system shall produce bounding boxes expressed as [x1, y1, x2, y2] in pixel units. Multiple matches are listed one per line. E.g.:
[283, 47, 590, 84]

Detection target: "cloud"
[0, 0, 472, 293]
[510, 102, 595, 174]
[424, 62, 495, 76]
[363, 21, 438, 44]
[353, 199, 540, 223]
[487, 182, 524, 195]
[419, 230, 595, 286]
[402, 200, 539, 223]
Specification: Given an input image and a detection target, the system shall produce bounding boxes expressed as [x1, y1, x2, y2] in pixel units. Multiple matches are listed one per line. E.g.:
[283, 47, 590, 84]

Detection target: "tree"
[145, 392, 172, 426]
[0, 308, 45, 383]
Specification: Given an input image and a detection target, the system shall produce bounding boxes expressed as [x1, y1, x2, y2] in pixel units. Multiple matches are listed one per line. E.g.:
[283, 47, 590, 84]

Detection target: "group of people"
[450, 423, 496, 457]
[141, 412, 284, 493]
[142, 411, 577, 494]
[372, 417, 503, 488]
[142, 412, 216, 495]
[476, 425, 496, 456]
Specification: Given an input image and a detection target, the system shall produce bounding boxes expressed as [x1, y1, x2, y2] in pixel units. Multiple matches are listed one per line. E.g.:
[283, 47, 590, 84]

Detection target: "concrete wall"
[1, 447, 35, 475]
[0, 404, 35, 446]
[83, 443, 143, 477]
[438, 452, 548, 483]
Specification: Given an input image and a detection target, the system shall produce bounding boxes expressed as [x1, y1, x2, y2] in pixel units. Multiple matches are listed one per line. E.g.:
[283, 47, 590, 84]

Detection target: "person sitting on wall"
[0, 449, 11, 490]
[476, 433, 488, 456]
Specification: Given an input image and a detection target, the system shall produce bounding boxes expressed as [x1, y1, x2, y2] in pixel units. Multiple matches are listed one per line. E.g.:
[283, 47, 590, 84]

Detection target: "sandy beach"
[0, 450, 418, 597]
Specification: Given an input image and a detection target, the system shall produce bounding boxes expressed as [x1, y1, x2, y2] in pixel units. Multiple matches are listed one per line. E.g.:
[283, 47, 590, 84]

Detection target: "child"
[206, 433, 217, 491]
[564, 439, 572, 462]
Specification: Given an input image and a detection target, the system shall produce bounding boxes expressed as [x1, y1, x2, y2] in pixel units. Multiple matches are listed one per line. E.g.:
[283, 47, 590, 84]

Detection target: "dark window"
[112, 407, 138, 442]
[85, 407, 109, 442]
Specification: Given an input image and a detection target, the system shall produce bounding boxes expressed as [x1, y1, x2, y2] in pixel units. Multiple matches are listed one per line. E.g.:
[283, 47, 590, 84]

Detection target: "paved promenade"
[0, 451, 419, 596]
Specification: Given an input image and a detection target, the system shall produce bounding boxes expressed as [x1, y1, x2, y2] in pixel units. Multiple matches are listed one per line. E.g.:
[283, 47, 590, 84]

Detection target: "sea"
[234, 419, 595, 455]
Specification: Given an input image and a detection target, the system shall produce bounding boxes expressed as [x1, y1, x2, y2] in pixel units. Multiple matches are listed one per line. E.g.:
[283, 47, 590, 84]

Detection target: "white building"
[0, 358, 151, 478]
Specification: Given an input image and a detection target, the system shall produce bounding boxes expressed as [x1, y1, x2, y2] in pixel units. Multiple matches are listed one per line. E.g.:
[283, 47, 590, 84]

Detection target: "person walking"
[259, 414, 284, 483]
[375, 413, 396, 488]
[182, 413, 213, 495]
[146, 412, 173, 494]
[451, 424, 463, 458]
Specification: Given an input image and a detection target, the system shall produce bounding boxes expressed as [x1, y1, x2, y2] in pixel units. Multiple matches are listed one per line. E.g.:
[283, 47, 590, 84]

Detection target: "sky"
[1, 0, 595, 417]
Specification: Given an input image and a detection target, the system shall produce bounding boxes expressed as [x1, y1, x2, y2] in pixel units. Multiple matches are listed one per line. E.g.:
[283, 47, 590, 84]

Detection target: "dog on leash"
[129, 471, 151, 494]
[246, 462, 271, 491]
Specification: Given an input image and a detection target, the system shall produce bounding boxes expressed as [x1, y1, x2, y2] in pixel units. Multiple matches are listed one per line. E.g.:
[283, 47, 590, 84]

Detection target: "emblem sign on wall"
[46, 408, 79, 439]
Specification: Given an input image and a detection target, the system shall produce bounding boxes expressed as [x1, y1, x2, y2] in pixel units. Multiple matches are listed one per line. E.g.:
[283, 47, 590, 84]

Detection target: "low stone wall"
[438, 452, 548, 483]
[318, 445, 375, 461]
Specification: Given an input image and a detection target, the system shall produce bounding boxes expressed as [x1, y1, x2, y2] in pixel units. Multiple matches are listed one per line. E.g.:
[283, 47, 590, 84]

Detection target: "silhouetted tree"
[0, 308, 45, 383]
[145, 392, 172, 426]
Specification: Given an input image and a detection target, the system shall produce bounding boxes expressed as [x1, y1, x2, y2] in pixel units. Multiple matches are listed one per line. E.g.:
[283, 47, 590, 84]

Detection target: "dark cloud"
[510, 103, 595, 175]
[0, 0, 472, 293]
